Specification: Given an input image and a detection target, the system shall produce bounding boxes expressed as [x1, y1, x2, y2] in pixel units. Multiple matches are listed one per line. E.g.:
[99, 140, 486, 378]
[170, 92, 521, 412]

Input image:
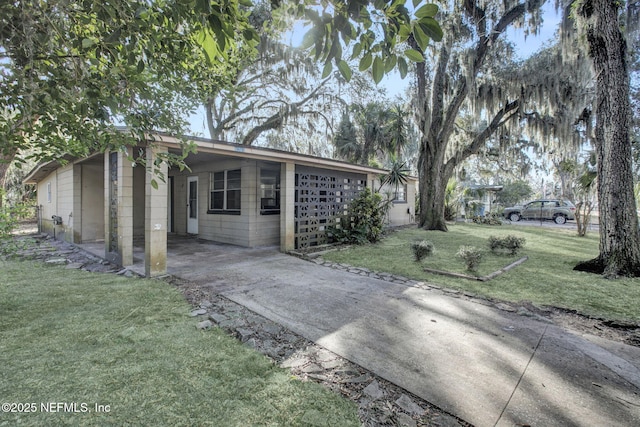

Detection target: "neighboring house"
[24, 134, 416, 276]
[460, 184, 503, 218]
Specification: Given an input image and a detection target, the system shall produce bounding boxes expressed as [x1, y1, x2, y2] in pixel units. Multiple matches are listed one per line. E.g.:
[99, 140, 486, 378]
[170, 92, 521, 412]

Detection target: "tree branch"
[240, 77, 332, 145]
[449, 99, 521, 170]
[437, 0, 536, 147]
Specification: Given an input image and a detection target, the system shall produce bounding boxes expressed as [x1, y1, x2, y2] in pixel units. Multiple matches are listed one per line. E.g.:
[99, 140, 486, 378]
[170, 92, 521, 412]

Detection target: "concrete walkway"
[104, 238, 640, 426]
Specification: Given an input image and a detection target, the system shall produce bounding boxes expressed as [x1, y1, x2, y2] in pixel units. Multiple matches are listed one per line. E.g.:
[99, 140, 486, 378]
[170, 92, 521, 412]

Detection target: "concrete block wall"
[37, 165, 75, 242]
[80, 163, 105, 242]
[169, 158, 282, 248]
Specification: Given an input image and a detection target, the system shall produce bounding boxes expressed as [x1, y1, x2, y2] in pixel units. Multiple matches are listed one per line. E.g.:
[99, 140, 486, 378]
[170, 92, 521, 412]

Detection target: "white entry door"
[187, 176, 198, 234]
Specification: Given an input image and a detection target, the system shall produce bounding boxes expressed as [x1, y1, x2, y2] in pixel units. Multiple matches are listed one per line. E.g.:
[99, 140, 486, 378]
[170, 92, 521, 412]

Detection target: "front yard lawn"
[0, 260, 359, 426]
[322, 223, 640, 322]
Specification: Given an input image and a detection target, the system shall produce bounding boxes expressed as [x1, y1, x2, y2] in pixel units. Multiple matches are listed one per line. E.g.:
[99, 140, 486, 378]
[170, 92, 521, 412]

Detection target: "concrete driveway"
[129, 237, 640, 426]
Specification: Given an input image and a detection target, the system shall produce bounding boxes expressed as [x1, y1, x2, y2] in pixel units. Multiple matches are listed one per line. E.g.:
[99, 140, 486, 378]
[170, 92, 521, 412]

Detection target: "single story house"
[459, 184, 503, 218]
[25, 134, 416, 277]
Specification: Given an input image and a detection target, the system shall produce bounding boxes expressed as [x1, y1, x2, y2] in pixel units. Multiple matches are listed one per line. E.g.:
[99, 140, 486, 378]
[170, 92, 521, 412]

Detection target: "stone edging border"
[424, 256, 529, 282]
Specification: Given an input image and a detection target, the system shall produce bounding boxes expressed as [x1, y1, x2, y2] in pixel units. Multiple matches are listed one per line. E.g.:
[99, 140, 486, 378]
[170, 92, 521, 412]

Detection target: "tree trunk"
[418, 140, 450, 231]
[205, 98, 218, 140]
[574, 0, 640, 277]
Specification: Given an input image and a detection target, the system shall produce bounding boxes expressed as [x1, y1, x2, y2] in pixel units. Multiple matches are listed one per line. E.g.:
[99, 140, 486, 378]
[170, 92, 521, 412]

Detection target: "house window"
[47, 182, 52, 203]
[394, 184, 407, 203]
[260, 169, 280, 215]
[208, 169, 241, 214]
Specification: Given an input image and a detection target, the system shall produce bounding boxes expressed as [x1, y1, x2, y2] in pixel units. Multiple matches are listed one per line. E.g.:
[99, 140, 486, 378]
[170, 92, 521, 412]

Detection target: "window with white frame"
[47, 182, 52, 203]
[209, 169, 241, 214]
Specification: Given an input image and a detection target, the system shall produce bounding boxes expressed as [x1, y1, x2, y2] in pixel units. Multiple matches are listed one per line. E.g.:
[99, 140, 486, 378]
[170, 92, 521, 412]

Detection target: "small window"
[47, 182, 52, 203]
[260, 169, 280, 215]
[394, 184, 407, 203]
[209, 169, 241, 214]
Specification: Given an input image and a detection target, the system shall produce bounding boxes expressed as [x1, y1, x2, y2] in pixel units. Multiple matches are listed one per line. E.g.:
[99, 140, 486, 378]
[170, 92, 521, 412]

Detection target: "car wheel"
[509, 213, 520, 222]
[554, 214, 566, 225]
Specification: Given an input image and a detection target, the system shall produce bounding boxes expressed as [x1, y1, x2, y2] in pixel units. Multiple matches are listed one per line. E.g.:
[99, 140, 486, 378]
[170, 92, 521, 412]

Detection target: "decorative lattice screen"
[294, 166, 366, 249]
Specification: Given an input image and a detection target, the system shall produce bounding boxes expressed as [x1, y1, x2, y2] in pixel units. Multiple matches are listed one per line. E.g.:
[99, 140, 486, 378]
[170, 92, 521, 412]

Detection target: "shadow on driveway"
[89, 236, 640, 426]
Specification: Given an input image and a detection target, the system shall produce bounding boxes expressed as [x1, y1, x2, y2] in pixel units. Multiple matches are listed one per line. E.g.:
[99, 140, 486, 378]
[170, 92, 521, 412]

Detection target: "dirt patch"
[547, 307, 640, 347]
[498, 300, 640, 348]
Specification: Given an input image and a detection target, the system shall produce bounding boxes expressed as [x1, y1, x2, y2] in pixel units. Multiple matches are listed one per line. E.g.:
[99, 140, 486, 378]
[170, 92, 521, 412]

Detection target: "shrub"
[488, 235, 526, 255]
[328, 188, 386, 244]
[456, 246, 483, 271]
[411, 240, 434, 261]
[471, 212, 503, 226]
[0, 206, 20, 239]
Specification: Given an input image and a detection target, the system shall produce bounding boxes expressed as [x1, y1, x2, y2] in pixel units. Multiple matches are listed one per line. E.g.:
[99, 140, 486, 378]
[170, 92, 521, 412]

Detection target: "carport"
[26, 133, 416, 278]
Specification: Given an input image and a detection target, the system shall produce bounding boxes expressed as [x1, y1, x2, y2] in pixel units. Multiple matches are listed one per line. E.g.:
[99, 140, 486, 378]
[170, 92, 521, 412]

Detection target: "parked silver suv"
[503, 199, 576, 224]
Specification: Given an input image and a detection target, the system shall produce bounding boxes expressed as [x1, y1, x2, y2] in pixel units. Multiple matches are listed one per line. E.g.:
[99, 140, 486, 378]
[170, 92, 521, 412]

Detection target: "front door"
[187, 176, 198, 234]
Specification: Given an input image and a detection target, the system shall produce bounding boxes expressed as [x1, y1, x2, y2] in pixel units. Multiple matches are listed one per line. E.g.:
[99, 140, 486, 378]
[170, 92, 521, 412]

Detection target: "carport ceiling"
[168, 149, 279, 169]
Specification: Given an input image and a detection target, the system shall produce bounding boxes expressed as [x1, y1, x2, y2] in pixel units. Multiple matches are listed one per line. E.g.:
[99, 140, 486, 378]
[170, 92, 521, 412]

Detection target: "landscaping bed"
[322, 223, 640, 323]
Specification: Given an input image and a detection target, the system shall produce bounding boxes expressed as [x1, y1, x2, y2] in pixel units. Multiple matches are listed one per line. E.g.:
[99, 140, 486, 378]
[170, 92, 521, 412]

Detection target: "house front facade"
[25, 134, 416, 276]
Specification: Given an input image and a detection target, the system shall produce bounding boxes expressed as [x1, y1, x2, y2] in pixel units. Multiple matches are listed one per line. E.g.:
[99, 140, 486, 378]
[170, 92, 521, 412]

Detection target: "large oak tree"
[572, 0, 640, 277]
[409, 0, 545, 230]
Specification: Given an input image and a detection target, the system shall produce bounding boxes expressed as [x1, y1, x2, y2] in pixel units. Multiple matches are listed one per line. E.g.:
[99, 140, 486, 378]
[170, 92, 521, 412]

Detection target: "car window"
[527, 201, 543, 209]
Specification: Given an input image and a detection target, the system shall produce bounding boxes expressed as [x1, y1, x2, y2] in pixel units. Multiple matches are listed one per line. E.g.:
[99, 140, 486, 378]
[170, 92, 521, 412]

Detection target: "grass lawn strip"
[0, 259, 359, 427]
[322, 224, 640, 322]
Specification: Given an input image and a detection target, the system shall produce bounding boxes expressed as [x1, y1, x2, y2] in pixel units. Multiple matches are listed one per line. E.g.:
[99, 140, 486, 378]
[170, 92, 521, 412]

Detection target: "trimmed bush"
[456, 246, 483, 271]
[488, 235, 526, 255]
[411, 240, 434, 261]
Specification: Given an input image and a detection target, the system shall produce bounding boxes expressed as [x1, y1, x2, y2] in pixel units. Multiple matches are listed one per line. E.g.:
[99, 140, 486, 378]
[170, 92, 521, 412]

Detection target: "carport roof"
[23, 153, 103, 184]
[157, 132, 404, 177]
[24, 132, 416, 184]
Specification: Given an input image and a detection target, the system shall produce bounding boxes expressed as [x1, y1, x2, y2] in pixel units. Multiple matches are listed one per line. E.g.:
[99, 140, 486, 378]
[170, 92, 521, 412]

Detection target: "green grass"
[0, 260, 359, 427]
[323, 223, 640, 322]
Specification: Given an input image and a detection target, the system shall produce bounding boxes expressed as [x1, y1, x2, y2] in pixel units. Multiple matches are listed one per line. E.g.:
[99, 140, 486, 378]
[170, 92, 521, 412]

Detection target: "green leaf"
[404, 49, 424, 63]
[243, 28, 257, 43]
[413, 23, 430, 51]
[105, 29, 121, 44]
[419, 17, 443, 42]
[322, 60, 332, 78]
[337, 60, 352, 81]
[359, 52, 373, 71]
[372, 56, 384, 84]
[199, 30, 218, 64]
[398, 56, 408, 79]
[398, 24, 411, 42]
[351, 42, 362, 60]
[151, 179, 158, 190]
[137, 60, 145, 73]
[81, 38, 95, 49]
[412, 0, 422, 7]
[384, 55, 397, 73]
[415, 4, 439, 18]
